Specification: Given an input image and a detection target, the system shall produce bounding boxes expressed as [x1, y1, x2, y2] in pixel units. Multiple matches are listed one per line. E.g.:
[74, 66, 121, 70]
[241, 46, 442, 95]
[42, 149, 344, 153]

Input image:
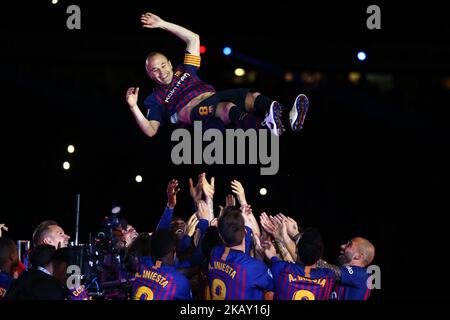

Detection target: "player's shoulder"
[172, 268, 191, 285]
[340, 265, 368, 278]
[144, 90, 163, 106]
[316, 267, 337, 278]
[244, 255, 270, 272]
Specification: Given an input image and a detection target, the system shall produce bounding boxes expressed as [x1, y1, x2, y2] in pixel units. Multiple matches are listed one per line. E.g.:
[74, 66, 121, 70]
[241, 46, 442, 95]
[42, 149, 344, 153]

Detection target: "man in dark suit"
[5, 244, 67, 300]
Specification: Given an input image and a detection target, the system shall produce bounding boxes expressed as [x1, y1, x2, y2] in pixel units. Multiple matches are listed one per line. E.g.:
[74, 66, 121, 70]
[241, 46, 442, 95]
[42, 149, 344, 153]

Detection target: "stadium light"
[357, 51, 367, 61]
[63, 161, 70, 170]
[259, 188, 267, 196]
[135, 175, 143, 183]
[234, 68, 246, 77]
[223, 47, 232, 56]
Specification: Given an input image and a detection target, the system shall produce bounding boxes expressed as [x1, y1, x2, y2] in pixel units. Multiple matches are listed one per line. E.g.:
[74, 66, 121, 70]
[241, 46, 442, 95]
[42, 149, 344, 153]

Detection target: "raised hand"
[270, 215, 289, 241]
[201, 173, 215, 200]
[260, 212, 276, 235]
[186, 214, 199, 237]
[231, 180, 247, 205]
[225, 194, 236, 207]
[126, 87, 139, 108]
[140, 12, 164, 29]
[189, 175, 203, 203]
[196, 200, 212, 223]
[276, 213, 300, 239]
[167, 179, 180, 209]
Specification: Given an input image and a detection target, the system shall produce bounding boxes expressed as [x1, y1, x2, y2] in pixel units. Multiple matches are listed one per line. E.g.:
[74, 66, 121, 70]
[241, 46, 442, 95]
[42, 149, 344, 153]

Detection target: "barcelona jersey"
[206, 246, 274, 300]
[144, 53, 215, 124]
[0, 272, 12, 300]
[333, 265, 371, 300]
[270, 257, 336, 300]
[132, 257, 192, 300]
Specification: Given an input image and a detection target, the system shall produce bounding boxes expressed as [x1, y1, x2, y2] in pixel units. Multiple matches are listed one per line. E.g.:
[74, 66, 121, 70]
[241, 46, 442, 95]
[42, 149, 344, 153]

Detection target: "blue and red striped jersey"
[132, 257, 192, 300]
[333, 265, 371, 300]
[68, 285, 91, 300]
[206, 246, 274, 300]
[270, 257, 336, 300]
[144, 53, 215, 124]
[0, 272, 12, 300]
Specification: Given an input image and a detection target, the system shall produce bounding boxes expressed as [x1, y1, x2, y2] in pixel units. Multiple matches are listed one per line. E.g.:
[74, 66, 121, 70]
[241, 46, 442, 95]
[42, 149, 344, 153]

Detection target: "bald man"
[318, 237, 375, 300]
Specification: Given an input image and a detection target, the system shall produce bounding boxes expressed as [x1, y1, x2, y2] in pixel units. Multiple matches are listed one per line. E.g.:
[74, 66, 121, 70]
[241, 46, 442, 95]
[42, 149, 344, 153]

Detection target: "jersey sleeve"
[182, 52, 201, 73]
[156, 207, 174, 231]
[269, 256, 287, 280]
[253, 260, 274, 291]
[339, 266, 367, 288]
[175, 275, 193, 300]
[244, 226, 253, 255]
[144, 94, 164, 124]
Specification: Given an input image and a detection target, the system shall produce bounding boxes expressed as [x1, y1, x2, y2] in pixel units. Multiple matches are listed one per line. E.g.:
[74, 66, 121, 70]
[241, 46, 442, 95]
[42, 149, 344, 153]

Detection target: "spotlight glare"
[348, 72, 362, 84]
[135, 175, 143, 183]
[63, 161, 70, 170]
[234, 68, 246, 77]
[259, 188, 267, 196]
[357, 51, 367, 61]
[111, 206, 121, 214]
[52, 0, 58, 4]
[284, 72, 294, 82]
[67, 145, 75, 153]
[223, 47, 232, 56]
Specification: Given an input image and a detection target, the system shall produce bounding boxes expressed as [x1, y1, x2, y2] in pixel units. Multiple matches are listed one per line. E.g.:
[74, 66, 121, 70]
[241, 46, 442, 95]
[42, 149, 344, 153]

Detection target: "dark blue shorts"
[189, 88, 256, 123]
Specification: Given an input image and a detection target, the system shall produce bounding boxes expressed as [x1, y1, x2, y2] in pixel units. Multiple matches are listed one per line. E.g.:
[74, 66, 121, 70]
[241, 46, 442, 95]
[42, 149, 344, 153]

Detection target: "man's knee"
[245, 91, 261, 110]
[216, 102, 235, 124]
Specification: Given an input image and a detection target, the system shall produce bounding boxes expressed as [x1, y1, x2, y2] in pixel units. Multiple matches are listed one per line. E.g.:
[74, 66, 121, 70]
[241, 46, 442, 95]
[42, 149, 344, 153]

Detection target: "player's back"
[206, 246, 273, 300]
[270, 257, 336, 300]
[132, 257, 192, 300]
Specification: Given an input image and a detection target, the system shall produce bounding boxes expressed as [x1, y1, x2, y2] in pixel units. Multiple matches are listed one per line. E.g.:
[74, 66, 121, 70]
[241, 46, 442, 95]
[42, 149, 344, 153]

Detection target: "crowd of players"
[0, 173, 375, 300]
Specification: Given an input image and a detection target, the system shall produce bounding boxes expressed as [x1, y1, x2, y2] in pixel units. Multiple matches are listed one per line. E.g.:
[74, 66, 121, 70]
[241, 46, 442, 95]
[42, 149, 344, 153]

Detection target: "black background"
[1, 0, 449, 301]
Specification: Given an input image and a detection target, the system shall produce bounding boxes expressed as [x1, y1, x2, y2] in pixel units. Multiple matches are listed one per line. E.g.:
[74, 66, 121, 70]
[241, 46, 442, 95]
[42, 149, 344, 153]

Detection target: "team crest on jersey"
[175, 71, 183, 77]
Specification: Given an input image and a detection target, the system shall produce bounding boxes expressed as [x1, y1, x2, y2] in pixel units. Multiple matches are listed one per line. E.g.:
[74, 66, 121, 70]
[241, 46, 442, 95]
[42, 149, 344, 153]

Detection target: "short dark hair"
[0, 237, 16, 269]
[297, 227, 324, 266]
[32, 220, 58, 247]
[29, 244, 56, 268]
[125, 232, 152, 273]
[150, 230, 176, 260]
[201, 226, 222, 259]
[128, 232, 152, 258]
[218, 206, 245, 247]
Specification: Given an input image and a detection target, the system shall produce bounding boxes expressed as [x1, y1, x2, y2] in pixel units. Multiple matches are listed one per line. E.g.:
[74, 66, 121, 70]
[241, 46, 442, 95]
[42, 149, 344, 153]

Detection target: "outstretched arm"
[156, 179, 179, 230]
[126, 87, 160, 138]
[141, 12, 200, 55]
[317, 259, 342, 281]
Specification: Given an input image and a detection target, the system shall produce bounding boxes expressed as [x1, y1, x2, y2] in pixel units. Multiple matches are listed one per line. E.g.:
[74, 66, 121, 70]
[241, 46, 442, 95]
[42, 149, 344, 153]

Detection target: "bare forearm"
[317, 259, 342, 280]
[282, 234, 297, 261]
[159, 21, 199, 54]
[130, 105, 158, 137]
[275, 240, 295, 263]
